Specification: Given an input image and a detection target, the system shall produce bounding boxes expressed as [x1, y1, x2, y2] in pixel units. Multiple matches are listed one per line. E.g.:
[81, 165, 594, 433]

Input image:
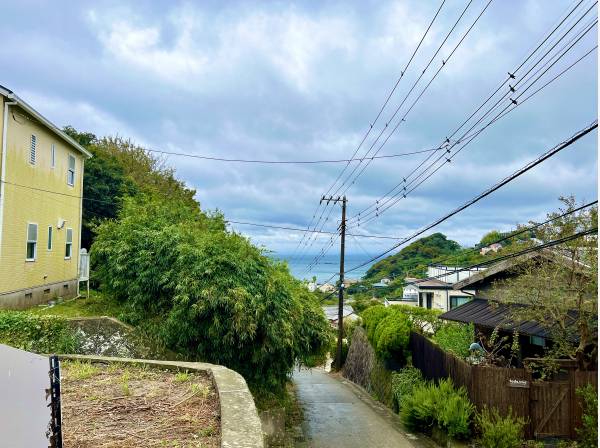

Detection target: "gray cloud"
[1, 0, 597, 261]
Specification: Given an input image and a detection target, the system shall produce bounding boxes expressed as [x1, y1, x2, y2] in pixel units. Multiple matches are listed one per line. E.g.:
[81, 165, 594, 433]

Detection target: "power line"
[145, 146, 439, 164]
[301, 0, 496, 265]
[342, 120, 598, 275]
[350, 17, 597, 227]
[0, 180, 399, 240]
[290, 0, 448, 263]
[400, 199, 598, 281]
[347, 1, 596, 225]
[226, 220, 400, 239]
[407, 226, 597, 287]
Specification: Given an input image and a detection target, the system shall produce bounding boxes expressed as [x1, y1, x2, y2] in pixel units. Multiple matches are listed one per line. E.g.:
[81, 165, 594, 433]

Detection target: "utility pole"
[321, 195, 347, 370]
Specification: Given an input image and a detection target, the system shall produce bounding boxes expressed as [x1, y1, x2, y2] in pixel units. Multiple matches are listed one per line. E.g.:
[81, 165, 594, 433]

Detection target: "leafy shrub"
[92, 197, 332, 391]
[476, 406, 526, 448]
[401, 378, 474, 440]
[373, 312, 410, 362]
[390, 304, 443, 333]
[432, 322, 474, 358]
[391, 367, 424, 410]
[0, 311, 80, 353]
[577, 384, 598, 447]
[361, 305, 389, 341]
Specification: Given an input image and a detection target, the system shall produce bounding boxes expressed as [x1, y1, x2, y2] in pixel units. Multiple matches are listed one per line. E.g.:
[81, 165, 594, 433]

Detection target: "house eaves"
[0, 85, 92, 159]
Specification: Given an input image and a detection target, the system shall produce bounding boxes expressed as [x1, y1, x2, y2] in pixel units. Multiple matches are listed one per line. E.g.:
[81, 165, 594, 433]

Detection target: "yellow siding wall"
[0, 104, 84, 294]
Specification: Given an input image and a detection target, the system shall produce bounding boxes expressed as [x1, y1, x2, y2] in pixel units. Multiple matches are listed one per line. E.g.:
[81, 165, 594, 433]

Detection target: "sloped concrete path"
[294, 368, 433, 448]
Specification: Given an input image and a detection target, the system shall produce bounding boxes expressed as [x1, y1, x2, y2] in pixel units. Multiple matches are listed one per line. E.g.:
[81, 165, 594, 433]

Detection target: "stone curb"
[59, 354, 264, 448]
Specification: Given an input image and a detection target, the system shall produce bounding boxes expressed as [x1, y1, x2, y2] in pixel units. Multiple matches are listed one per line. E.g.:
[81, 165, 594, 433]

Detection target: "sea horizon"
[269, 252, 375, 283]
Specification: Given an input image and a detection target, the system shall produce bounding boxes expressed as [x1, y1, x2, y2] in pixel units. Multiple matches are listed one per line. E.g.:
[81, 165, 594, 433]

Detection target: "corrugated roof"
[439, 298, 551, 338]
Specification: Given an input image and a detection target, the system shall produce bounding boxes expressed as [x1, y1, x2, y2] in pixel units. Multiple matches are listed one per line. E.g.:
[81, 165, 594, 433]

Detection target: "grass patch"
[32, 290, 125, 319]
[174, 371, 191, 383]
[63, 360, 100, 380]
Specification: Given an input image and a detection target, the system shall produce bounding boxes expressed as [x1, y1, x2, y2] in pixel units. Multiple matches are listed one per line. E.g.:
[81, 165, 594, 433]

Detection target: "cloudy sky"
[2, 0, 597, 266]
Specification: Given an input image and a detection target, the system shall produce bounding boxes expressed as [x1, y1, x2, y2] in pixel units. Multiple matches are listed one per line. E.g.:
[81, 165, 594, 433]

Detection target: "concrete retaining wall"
[0, 278, 78, 309]
[59, 354, 264, 448]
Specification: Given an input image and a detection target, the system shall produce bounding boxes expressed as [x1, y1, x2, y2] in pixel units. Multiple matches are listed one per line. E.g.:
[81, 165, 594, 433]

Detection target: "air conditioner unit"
[57, 219, 66, 229]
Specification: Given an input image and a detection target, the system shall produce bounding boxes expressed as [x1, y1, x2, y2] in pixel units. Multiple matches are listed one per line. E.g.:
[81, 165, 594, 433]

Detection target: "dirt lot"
[61, 360, 220, 447]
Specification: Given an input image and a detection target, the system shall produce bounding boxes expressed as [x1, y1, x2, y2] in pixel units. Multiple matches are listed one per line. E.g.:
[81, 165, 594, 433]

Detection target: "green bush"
[391, 367, 424, 410]
[476, 406, 526, 448]
[432, 322, 474, 358]
[401, 378, 474, 440]
[0, 311, 80, 354]
[361, 305, 389, 341]
[92, 196, 332, 391]
[577, 384, 598, 447]
[390, 304, 443, 333]
[373, 312, 410, 362]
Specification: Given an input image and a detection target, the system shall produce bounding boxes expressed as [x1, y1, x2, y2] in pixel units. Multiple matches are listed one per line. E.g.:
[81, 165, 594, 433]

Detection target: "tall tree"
[489, 197, 597, 370]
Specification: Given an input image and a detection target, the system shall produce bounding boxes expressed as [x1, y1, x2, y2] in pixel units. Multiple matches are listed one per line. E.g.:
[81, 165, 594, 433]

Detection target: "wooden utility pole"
[321, 195, 347, 370]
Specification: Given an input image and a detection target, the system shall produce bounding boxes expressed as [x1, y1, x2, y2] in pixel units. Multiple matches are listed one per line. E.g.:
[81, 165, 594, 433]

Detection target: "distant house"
[408, 278, 476, 312]
[306, 282, 317, 292]
[381, 277, 391, 285]
[372, 281, 389, 288]
[451, 250, 584, 296]
[0, 86, 92, 309]
[318, 283, 336, 293]
[427, 265, 486, 284]
[322, 305, 356, 327]
[480, 242, 503, 256]
[343, 278, 359, 288]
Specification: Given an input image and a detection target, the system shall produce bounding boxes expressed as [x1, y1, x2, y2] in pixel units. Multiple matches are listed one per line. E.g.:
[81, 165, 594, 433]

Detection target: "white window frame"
[30, 134, 37, 165]
[47, 225, 53, 251]
[50, 143, 56, 168]
[26, 222, 38, 261]
[65, 227, 73, 259]
[67, 154, 75, 186]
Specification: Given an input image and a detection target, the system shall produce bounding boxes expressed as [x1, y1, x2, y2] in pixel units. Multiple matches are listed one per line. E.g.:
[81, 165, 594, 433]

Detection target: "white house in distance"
[387, 266, 482, 311]
[318, 283, 336, 293]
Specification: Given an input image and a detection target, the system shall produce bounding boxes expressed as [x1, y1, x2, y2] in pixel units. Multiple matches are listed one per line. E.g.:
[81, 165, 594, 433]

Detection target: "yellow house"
[0, 85, 92, 309]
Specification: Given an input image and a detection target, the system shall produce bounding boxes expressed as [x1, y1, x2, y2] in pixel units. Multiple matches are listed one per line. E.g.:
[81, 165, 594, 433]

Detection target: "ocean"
[270, 253, 375, 283]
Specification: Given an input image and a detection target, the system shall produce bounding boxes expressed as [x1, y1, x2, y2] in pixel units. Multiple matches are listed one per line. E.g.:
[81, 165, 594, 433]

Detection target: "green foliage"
[577, 385, 598, 447]
[476, 406, 526, 448]
[373, 312, 410, 362]
[91, 196, 331, 390]
[365, 233, 461, 280]
[361, 306, 410, 363]
[392, 304, 443, 333]
[432, 322, 474, 358]
[391, 367, 425, 410]
[0, 311, 80, 353]
[479, 230, 503, 248]
[32, 290, 125, 319]
[401, 379, 474, 440]
[361, 305, 389, 341]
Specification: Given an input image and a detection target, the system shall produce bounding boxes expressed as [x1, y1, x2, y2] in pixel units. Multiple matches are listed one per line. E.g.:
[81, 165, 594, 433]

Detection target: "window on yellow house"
[47, 226, 53, 250]
[67, 155, 75, 186]
[26, 223, 38, 261]
[30, 135, 37, 165]
[51, 144, 56, 168]
[65, 228, 73, 258]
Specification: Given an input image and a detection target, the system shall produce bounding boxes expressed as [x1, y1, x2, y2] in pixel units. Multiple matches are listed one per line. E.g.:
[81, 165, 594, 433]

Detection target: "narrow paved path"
[294, 368, 430, 448]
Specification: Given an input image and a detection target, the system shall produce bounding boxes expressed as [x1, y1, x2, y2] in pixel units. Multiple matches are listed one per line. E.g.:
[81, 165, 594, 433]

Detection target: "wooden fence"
[409, 332, 597, 439]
